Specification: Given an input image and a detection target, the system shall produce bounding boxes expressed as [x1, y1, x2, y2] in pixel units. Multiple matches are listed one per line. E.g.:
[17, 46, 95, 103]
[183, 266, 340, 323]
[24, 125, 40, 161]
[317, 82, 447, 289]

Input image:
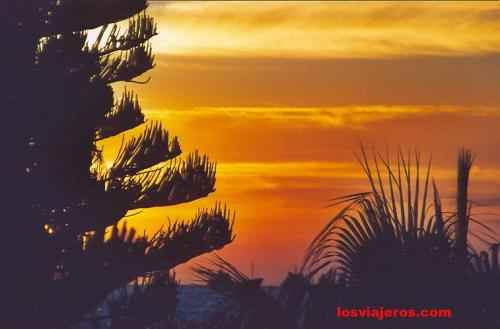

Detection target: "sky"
[97, 1, 500, 284]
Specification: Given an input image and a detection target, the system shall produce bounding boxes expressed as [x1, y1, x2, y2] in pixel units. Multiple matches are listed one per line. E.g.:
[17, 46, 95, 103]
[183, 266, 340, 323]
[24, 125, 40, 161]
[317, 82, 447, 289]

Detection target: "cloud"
[104, 1, 500, 284]
[124, 54, 500, 109]
[146, 105, 500, 129]
[148, 1, 500, 58]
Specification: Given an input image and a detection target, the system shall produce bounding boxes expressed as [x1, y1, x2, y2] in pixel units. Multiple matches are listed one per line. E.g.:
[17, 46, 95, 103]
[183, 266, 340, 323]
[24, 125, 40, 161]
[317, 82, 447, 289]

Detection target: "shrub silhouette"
[195, 149, 499, 329]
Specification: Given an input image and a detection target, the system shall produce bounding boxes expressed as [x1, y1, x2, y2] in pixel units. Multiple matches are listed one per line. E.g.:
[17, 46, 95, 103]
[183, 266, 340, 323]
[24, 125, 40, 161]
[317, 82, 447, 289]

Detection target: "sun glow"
[148, 1, 500, 58]
[90, 1, 500, 284]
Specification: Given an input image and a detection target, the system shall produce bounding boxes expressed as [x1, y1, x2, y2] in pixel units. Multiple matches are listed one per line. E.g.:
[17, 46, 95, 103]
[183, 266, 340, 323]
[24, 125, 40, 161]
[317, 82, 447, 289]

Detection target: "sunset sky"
[98, 1, 500, 284]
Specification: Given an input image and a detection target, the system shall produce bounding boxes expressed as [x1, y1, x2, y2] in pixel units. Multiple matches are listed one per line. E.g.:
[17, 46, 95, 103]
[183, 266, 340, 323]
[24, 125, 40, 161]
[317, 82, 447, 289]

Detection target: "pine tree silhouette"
[2, 1, 234, 328]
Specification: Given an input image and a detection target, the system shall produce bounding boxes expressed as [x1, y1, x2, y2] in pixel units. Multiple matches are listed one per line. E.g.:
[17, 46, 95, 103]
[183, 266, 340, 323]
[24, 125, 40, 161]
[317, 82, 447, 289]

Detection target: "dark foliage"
[194, 149, 499, 329]
[81, 271, 179, 329]
[193, 255, 293, 329]
[3, 1, 234, 328]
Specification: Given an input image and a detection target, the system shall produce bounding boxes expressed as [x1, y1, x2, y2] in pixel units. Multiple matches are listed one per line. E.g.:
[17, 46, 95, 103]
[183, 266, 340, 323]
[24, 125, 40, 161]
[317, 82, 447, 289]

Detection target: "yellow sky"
[99, 1, 500, 284]
[150, 1, 500, 58]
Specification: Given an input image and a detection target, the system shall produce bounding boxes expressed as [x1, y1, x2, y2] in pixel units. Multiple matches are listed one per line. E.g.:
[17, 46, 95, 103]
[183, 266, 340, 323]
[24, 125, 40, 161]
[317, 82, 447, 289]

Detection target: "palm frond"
[193, 254, 259, 298]
[301, 148, 457, 287]
[490, 243, 499, 273]
[193, 255, 291, 329]
[300, 203, 352, 279]
[455, 148, 474, 262]
[433, 179, 444, 236]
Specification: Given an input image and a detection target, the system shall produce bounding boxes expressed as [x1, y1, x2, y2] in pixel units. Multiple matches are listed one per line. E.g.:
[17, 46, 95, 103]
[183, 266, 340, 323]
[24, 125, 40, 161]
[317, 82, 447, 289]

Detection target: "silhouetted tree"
[3, 1, 234, 328]
[299, 149, 499, 329]
[195, 149, 500, 329]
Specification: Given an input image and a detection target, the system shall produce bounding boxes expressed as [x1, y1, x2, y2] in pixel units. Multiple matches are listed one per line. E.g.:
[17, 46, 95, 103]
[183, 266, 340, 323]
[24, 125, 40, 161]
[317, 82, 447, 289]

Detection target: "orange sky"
[98, 1, 500, 284]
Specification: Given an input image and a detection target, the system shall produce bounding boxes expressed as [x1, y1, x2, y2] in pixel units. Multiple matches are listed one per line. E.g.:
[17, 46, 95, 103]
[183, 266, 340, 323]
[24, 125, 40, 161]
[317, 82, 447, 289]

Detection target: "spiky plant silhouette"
[299, 148, 499, 328]
[102, 271, 179, 329]
[193, 255, 292, 329]
[4, 1, 234, 328]
[306, 149, 458, 297]
[195, 148, 499, 329]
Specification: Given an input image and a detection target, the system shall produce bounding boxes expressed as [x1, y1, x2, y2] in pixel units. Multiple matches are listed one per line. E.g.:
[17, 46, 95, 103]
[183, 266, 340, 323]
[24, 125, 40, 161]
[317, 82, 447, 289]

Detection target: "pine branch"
[40, 0, 148, 36]
[37, 184, 137, 235]
[96, 89, 145, 140]
[44, 224, 151, 326]
[145, 204, 235, 270]
[99, 43, 154, 84]
[40, 144, 205, 234]
[130, 151, 217, 209]
[80, 205, 234, 272]
[36, 32, 102, 79]
[94, 13, 158, 56]
[46, 205, 233, 325]
[108, 121, 181, 178]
